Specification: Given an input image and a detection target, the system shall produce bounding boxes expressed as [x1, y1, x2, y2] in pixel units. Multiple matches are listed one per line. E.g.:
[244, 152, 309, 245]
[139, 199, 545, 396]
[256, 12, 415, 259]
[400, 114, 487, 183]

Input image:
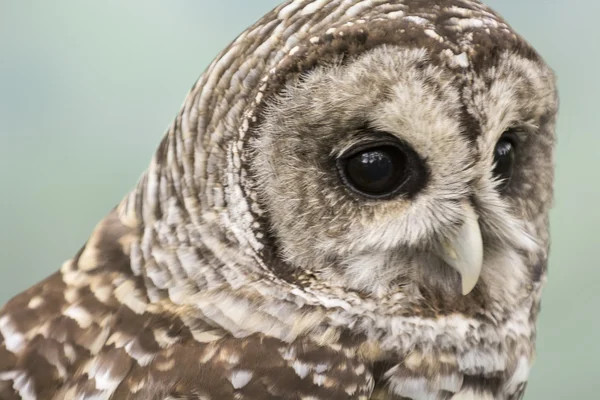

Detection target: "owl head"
[241, 3, 558, 317]
[141, 0, 558, 323]
[250, 44, 557, 303]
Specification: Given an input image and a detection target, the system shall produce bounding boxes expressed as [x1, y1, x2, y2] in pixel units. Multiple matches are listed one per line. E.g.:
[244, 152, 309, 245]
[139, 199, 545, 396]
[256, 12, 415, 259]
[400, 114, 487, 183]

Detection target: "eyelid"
[502, 122, 537, 142]
[500, 129, 520, 144]
[340, 139, 406, 159]
[332, 132, 404, 158]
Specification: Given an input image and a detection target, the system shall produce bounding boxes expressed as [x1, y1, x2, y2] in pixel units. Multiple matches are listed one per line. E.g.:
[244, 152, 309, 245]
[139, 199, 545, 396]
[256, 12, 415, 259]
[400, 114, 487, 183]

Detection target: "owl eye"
[337, 139, 425, 199]
[492, 132, 517, 191]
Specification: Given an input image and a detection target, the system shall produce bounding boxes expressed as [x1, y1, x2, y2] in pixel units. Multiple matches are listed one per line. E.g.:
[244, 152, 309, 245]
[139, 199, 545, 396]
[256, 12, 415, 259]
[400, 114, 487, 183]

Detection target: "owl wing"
[0, 215, 374, 399]
[0, 276, 374, 399]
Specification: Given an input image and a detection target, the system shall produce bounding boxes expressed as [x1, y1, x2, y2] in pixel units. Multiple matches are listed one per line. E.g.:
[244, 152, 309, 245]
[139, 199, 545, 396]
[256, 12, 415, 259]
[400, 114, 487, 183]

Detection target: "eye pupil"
[337, 134, 427, 200]
[337, 140, 427, 199]
[341, 144, 410, 198]
[493, 136, 516, 190]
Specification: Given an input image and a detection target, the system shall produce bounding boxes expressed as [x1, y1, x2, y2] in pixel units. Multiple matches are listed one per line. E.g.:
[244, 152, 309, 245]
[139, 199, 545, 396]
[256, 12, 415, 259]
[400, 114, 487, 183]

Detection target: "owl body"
[0, 1, 557, 399]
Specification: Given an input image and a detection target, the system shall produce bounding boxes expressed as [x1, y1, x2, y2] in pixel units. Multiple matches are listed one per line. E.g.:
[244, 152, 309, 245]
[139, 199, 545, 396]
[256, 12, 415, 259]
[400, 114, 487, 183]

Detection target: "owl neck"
[66, 195, 541, 400]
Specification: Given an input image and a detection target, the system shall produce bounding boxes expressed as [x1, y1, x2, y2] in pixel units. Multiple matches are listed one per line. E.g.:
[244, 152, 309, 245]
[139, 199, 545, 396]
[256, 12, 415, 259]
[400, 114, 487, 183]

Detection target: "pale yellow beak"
[437, 204, 483, 295]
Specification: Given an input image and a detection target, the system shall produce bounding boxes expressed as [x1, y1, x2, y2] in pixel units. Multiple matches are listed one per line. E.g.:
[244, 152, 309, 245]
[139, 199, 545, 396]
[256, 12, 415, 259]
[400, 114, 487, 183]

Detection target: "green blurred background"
[0, 1, 597, 398]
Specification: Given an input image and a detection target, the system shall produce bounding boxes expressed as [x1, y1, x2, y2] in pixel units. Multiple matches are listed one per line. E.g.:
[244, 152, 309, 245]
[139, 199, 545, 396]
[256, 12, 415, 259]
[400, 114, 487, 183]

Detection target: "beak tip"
[461, 278, 478, 296]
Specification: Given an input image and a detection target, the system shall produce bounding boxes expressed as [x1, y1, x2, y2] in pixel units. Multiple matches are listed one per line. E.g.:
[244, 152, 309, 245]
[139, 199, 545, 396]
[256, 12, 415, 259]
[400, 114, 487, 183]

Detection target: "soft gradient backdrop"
[0, 1, 596, 398]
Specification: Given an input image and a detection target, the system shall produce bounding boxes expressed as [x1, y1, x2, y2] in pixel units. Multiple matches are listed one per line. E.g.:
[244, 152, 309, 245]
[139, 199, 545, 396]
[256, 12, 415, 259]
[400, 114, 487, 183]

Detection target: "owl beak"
[438, 204, 483, 296]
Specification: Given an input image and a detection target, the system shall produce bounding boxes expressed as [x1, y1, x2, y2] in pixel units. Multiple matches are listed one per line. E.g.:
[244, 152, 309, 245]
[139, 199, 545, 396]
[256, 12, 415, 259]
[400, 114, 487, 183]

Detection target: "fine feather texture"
[0, 1, 557, 399]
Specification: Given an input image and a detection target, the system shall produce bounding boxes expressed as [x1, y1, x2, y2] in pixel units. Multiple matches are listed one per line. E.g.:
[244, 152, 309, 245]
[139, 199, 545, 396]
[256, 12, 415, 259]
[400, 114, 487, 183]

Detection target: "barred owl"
[0, 0, 558, 399]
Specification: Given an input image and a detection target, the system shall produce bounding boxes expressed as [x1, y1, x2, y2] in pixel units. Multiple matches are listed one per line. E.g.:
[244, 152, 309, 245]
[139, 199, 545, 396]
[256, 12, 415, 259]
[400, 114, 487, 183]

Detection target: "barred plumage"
[0, 1, 558, 399]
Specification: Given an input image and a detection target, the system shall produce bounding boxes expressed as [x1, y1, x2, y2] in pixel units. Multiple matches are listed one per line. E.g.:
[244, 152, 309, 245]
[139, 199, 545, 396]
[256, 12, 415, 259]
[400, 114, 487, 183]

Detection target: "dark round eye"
[493, 133, 516, 191]
[337, 140, 425, 199]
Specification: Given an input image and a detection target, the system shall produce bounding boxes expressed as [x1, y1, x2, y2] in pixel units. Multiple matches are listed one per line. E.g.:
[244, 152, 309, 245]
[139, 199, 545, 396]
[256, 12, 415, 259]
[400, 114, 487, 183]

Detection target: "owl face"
[251, 45, 557, 306]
